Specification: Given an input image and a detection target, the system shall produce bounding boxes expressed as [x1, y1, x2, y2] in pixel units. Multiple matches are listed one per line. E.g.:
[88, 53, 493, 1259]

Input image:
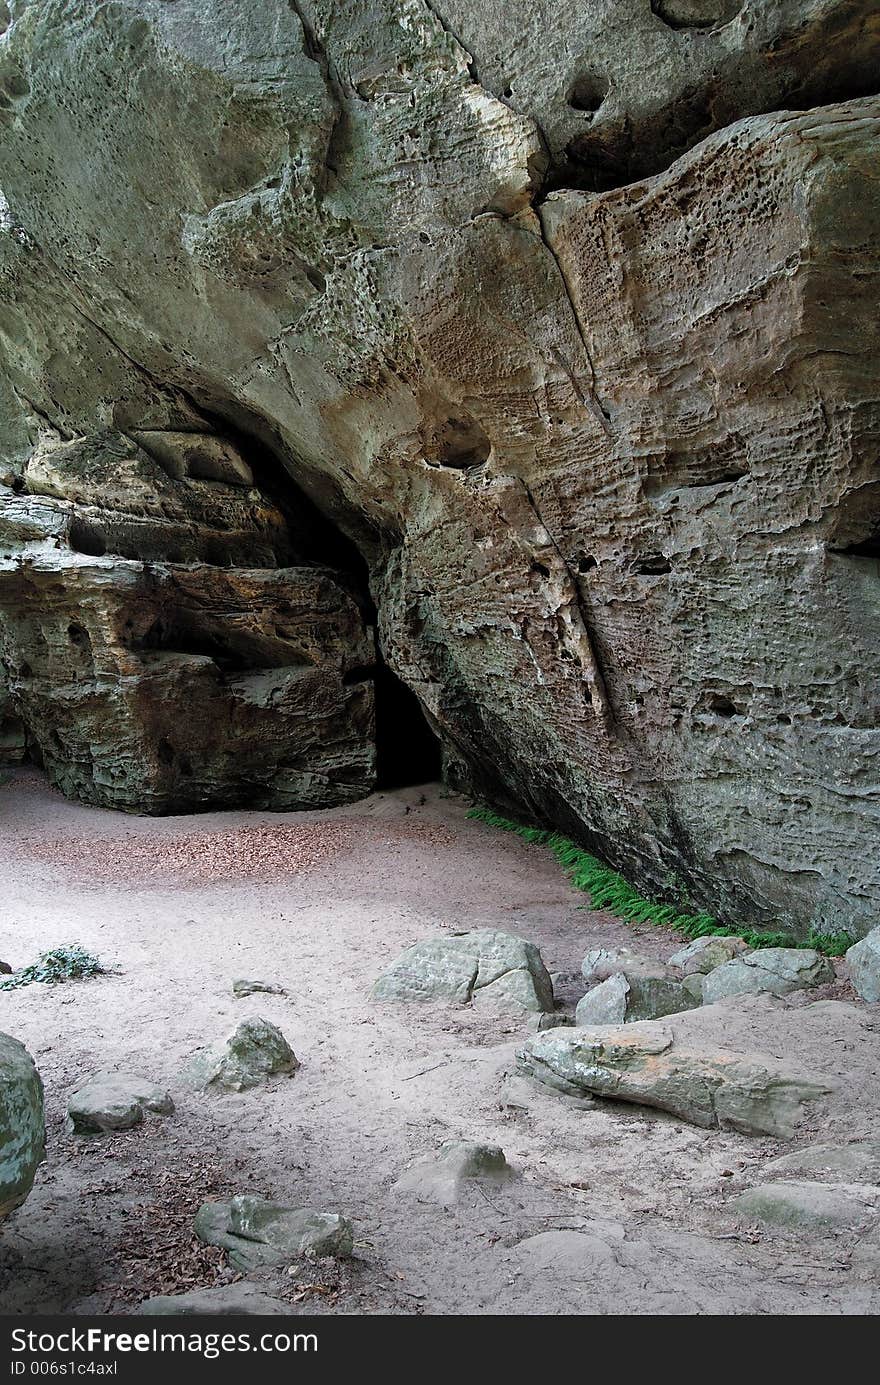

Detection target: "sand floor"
[1, 768, 879, 1316]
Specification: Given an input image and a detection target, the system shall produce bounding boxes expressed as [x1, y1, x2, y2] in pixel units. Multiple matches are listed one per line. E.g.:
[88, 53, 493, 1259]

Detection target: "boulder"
[581, 947, 648, 984]
[187, 1018, 298, 1093]
[761, 1141, 880, 1185]
[0, 1034, 45, 1219]
[575, 970, 700, 1025]
[702, 949, 834, 1003]
[136, 1283, 296, 1315]
[516, 1021, 832, 1136]
[668, 936, 750, 976]
[394, 1140, 515, 1206]
[372, 930, 553, 1013]
[195, 1195, 353, 1269]
[731, 1181, 880, 1231]
[67, 1073, 174, 1135]
[845, 928, 880, 1003]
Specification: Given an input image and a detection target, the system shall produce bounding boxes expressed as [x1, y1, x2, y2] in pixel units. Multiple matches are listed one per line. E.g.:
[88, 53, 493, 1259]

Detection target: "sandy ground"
[1, 767, 879, 1317]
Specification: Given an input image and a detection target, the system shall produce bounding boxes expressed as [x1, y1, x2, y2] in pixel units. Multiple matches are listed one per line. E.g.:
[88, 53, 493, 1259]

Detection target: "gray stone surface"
[517, 1021, 832, 1136]
[668, 936, 750, 976]
[731, 1181, 880, 1231]
[187, 1018, 299, 1093]
[195, 1195, 353, 1269]
[761, 1141, 880, 1185]
[581, 947, 648, 984]
[232, 979, 287, 998]
[846, 928, 880, 1004]
[135, 1283, 296, 1315]
[67, 1073, 174, 1135]
[702, 948, 835, 1002]
[372, 930, 554, 1013]
[395, 1140, 515, 1206]
[0, 1033, 44, 1219]
[576, 970, 701, 1025]
[0, 4, 877, 936]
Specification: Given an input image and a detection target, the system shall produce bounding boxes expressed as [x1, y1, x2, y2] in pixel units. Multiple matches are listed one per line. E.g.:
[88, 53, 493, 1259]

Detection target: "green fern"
[467, 806, 852, 956]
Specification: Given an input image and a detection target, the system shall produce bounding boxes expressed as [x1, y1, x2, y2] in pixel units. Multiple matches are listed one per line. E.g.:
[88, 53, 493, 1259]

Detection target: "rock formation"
[0, 2, 877, 934]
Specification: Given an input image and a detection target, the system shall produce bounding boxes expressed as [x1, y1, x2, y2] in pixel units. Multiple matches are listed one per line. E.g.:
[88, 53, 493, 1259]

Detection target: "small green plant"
[467, 806, 851, 956]
[0, 943, 107, 990]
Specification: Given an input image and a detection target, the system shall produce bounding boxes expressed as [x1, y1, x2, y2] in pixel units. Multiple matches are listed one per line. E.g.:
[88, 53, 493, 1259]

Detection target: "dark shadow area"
[373, 659, 442, 788]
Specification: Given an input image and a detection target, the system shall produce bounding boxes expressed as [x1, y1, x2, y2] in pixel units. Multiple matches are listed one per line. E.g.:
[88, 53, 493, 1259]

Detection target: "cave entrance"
[373, 657, 442, 789]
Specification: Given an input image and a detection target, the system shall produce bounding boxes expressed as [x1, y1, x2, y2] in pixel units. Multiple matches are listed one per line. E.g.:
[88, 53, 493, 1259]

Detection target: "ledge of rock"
[516, 1020, 833, 1135]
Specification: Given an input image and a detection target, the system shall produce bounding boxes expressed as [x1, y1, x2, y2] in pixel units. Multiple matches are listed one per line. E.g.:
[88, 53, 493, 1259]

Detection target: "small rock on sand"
[187, 1017, 298, 1092]
[395, 1139, 515, 1206]
[195, 1195, 353, 1268]
[67, 1073, 174, 1135]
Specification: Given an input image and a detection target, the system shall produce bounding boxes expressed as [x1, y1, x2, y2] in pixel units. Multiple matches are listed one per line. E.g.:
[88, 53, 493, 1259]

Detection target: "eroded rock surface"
[372, 929, 554, 1012]
[0, 3, 877, 934]
[195, 1195, 353, 1268]
[516, 1021, 832, 1135]
[394, 1139, 515, 1206]
[187, 1017, 299, 1092]
[67, 1073, 174, 1135]
[846, 928, 880, 1003]
[702, 948, 834, 1002]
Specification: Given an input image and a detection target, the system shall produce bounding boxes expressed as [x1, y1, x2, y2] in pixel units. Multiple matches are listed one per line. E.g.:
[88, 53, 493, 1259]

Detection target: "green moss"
[467, 806, 854, 956]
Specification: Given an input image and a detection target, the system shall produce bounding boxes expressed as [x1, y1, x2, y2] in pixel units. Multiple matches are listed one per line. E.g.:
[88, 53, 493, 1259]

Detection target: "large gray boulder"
[668, 936, 750, 976]
[67, 1072, 174, 1135]
[187, 1018, 299, 1092]
[845, 927, 880, 1003]
[731, 1181, 880, 1231]
[0, 1033, 44, 1219]
[195, 1195, 353, 1269]
[516, 1021, 832, 1136]
[394, 1140, 515, 1206]
[372, 930, 554, 1013]
[575, 970, 700, 1025]
[702, 948, 834, 1003]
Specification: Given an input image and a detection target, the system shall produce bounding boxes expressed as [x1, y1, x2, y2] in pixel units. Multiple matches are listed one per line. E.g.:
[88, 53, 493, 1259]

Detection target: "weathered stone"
[187, 1018, 299, 1093]
[731, 1181, 880, 1231]
[668, 936, 750, 976]
[761, 1141, 880, 1185]
[195, 1195, 353, 1269]
[702, 949, 835, 1003]
[576, 970, 701, 1025]
[0, 5, 877, 937]
[136, 1283, 296, 1316]
[232, 979, 287, 998]
[581, 947, 649, 984]
[372, 930, 554, 1013]
[517, 1022, 832, 1135]
[394, 1140, 515, 1206]
[846, 928, 880, 1004]
[67, 1073, 174, 1135]
[526, 1010, 574, 1032]
[0, 1033, 44, 1219]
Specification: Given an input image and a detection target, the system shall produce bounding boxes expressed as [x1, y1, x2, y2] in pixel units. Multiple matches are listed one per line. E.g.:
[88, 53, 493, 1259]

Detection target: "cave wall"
[0, 1, 876, 933]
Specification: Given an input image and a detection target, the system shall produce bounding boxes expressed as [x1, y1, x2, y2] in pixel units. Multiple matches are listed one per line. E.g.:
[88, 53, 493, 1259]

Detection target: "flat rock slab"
[0, 1033, 44, 1219]
[232, 979, 287, 998]
[702, 948, 834, 1003]
[67, 1073, 174, 1135]
[731, 1181, 880, 1231]
[846, 927, 880, 1003]
[135, 1283, 296, 1315]
[668, 936, 750, 976]
[516, 1021, 833, 1136]
[372, 929, 553, 1013]
[575, 971, 700, 1025]
[581, 947, 655, 984]
[195, 1195, 353, 1269]
[187, 1017, 299, 1092]
[762, 1141, 880, 1184]
[395, 1139, 515, 1206]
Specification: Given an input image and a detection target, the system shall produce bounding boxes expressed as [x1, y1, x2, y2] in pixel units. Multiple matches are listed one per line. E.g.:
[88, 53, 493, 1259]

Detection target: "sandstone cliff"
[0, 1, 877, 935]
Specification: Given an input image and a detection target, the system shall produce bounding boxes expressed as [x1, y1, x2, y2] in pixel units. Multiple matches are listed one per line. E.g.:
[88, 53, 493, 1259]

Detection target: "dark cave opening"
[373, 658, 442, 790]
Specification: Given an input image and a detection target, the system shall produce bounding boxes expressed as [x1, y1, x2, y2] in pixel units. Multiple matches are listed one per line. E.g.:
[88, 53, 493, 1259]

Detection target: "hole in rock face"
[68, 518, 107, 557]
[707, 693, 738, 717]
[577, 554, 598, 573]
[831, 533, 880, 561]
[566, 74, 609, 114]
[650, 0, 742, 29]
[374, 660, 441, 789]
[633, 554, 672, 575]
[424, 411, 491, 470]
